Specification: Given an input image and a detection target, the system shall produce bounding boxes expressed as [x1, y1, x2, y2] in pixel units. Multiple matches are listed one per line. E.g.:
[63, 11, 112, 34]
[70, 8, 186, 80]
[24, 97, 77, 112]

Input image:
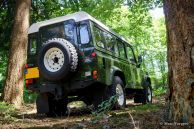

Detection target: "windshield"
[40, 20, 77, 44]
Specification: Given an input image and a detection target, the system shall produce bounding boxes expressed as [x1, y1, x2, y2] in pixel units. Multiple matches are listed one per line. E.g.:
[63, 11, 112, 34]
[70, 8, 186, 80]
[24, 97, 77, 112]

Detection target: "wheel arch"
[111, 67, 126, 87]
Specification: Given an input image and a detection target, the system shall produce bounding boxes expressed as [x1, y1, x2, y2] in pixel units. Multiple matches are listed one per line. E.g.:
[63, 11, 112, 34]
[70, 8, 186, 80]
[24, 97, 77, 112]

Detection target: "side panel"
[90, 21, 144, 89]
[90, 22, 134, 86]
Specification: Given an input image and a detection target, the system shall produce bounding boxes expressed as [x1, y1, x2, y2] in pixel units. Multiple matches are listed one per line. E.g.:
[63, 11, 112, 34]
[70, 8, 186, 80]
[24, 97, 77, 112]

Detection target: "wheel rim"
[44, 47, 64, 72]
[116, 84, 124, 106]
[147, 87, 152, 102]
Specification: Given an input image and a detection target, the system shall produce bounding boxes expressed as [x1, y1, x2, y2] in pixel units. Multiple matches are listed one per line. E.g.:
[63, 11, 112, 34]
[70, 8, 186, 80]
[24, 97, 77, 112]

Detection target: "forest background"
[0, 0, 166, 102]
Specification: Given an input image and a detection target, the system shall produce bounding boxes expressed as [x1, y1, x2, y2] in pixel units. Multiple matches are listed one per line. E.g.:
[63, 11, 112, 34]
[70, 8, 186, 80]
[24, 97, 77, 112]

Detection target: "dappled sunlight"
[0, 96, 166, 129]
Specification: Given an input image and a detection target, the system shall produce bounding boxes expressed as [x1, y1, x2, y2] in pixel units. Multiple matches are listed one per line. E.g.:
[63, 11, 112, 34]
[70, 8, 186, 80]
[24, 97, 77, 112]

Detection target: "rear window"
[28, 34, 37, 55]
[40, 20, 77, 44]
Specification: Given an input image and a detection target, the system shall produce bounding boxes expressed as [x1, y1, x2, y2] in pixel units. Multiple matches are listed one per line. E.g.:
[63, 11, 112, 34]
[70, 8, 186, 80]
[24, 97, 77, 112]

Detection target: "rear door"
[76, 20, 96, 80]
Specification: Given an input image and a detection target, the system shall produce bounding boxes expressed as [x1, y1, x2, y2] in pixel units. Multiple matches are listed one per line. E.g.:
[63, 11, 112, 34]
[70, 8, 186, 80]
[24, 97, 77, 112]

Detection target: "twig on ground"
[128, 112, 139, 129]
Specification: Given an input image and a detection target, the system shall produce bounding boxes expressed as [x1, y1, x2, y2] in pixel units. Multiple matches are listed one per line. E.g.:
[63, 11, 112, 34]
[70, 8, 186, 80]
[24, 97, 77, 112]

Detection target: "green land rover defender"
[25, 11, 152, 116]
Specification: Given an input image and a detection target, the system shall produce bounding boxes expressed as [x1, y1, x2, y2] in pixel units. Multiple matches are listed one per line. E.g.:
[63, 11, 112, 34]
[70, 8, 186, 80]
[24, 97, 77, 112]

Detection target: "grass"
[0, 102, 18, 124]
[128, 103, 163, 112]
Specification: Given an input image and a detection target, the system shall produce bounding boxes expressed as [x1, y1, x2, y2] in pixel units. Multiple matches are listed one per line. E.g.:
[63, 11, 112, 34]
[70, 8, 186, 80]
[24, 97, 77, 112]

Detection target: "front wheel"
[145, 85, 152, 103]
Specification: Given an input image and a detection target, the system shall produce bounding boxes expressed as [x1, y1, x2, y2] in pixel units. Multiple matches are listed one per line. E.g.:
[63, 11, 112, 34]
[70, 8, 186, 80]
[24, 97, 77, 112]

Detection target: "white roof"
[28, 11, 128, 43]
[28, 11, 110, 34]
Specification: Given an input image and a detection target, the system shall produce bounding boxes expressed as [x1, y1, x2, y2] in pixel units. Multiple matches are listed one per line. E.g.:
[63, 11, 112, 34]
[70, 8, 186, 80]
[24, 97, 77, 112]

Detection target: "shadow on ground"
[1, 97, 169, 129]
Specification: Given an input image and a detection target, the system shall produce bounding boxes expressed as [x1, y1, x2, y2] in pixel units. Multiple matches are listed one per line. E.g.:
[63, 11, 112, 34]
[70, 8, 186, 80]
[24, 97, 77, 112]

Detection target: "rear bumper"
[27, 79, 97, 93]
[70, 79, 96, 90]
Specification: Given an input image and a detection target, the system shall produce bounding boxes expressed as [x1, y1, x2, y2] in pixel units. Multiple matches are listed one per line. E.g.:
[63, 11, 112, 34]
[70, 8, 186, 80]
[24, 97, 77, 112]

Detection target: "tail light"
[92, 70, 98, 79]
[25, 64, 29, 69]
[25, 64, 34, 69]
[91, 52, 97, 57]
[25, 79, 33, 88]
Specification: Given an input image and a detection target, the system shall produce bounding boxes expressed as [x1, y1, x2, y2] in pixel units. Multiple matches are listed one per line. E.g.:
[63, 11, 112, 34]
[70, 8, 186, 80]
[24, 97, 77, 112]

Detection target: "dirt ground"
[0, 96, 191, 129]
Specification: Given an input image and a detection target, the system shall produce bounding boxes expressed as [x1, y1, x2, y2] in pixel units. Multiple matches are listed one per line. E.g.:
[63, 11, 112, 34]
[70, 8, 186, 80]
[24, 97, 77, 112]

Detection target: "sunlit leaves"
[31, 0, 123, 23]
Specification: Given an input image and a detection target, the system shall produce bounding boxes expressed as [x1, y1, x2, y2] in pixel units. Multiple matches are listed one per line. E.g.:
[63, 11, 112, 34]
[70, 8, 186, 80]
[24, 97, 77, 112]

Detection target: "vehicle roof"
[28, 11, 129, 44]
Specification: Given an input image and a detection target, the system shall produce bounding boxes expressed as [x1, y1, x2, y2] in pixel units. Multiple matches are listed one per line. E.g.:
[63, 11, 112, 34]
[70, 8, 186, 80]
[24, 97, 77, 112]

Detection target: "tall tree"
[164, 0, 194, 123]
[3, 0, 31, 107]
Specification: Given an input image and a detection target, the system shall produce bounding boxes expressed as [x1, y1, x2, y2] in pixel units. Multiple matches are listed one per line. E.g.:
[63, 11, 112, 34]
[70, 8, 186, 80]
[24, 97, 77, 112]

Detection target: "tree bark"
[3, 0, 31, 108]
[164, 0, 194, 123]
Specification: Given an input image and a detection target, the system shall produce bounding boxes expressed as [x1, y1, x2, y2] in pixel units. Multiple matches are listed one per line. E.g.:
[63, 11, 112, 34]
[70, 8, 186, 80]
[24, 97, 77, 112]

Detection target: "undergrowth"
[128, 103, 162, 111]
[0, 102, 17, 123]
[153, 87, 167, 96]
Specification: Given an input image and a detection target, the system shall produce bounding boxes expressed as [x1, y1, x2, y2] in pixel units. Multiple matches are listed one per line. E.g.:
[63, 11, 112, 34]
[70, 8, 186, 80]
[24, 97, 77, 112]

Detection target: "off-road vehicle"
[25, 11, 152, 116]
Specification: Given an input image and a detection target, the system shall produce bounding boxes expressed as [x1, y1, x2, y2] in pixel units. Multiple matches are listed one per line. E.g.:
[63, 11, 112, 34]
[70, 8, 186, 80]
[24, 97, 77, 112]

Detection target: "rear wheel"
[144, 84, 152, 103]
[46, 94, 68, 117]
[107, 76, 126, 109]
[92, 85, 106, 109]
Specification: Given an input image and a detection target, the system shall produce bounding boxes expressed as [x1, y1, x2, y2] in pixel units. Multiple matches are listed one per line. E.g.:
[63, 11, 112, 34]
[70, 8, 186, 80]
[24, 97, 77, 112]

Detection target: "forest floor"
[0, 95, 190, 129]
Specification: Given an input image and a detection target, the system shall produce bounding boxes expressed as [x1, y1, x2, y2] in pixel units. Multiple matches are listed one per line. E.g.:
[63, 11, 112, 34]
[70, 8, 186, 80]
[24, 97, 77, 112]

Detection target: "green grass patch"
[0, 101, 18, 123]
[128, 103, 162, 111]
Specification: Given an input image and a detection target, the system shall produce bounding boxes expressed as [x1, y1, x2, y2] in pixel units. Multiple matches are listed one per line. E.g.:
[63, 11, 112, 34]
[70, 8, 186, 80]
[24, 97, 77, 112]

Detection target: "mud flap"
[134, 89, 146, 103]
[36, 94, 49, 114]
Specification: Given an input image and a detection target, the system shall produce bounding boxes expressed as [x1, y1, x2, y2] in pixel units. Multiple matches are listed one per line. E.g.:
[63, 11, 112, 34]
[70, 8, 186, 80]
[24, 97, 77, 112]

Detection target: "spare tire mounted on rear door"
[38, 38, 78, 81]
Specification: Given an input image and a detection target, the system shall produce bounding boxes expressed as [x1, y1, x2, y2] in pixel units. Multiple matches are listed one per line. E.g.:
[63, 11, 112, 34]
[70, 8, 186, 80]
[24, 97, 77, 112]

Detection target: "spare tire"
[38, 38, 78, 81]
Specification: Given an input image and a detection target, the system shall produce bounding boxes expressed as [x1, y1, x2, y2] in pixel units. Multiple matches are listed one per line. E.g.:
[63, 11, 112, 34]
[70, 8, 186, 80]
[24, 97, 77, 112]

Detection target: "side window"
[93, 25, 105, 48]
[126, 45, 136, 63]
[104, 32, 115, 52]
[29, 34, 37, 55]
[79, 24, 90, 44]
[117, 40, 127, 59]
[114, 42, 119, 56]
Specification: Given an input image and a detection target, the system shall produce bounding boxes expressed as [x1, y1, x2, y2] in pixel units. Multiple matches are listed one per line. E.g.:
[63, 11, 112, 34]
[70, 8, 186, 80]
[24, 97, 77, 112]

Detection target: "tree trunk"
[3, 0, 31, 108]
[164, 0, 194, 123]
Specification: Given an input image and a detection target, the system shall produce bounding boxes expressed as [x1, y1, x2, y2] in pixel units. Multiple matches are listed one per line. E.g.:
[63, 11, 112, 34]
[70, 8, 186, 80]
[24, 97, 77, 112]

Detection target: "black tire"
[92, 85, 106, 109]
[46, 94, 68, 117]
[143, 82, 152, 104]
[38, 38, 78, 81]
[107, 76, 126, 109]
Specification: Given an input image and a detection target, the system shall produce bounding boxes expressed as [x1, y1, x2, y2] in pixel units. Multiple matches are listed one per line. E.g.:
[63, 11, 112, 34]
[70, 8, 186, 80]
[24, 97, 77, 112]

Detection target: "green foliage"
[0, 0, 167, 101]
[91, 95, 117, 126]
[0, 1, 15, 49]
[0, 102, 17, 120]
[0, 1, 15, 93]
[31, 0, 123, 23]
[23, 90, 37, 103]
[0, 49, 8, 92]
[106, 4, 167, 89]
[153, 87, 167, 96]
[92, 95, 117, 115]
[128, 103, 162, 111]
